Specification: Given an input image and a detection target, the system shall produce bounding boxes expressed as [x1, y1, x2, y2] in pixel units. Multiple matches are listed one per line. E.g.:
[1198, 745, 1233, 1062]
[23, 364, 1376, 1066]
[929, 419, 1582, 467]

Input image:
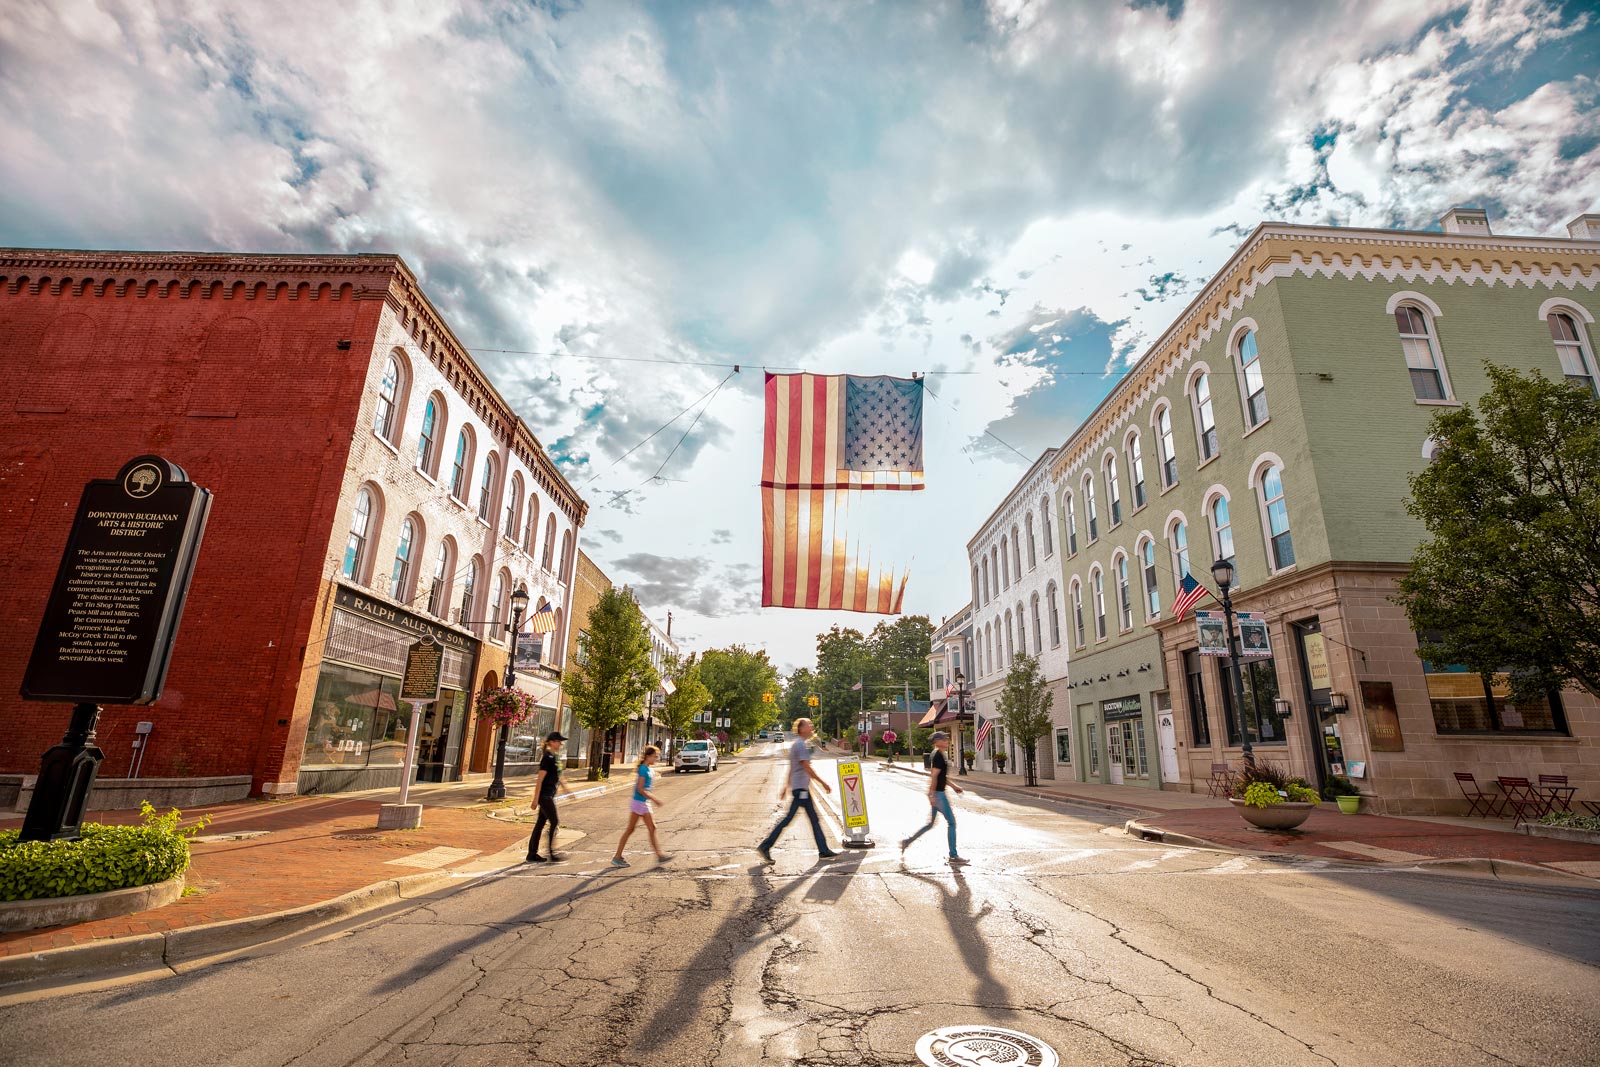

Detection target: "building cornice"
[967, 448, 1058, 554]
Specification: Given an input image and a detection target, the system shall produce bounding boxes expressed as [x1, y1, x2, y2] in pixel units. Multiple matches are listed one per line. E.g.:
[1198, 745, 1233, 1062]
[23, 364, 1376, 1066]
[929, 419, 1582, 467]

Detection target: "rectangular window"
[1087, 722, 1100, 775]
[1055, 728, 1072, 765]
[1157, 408, 1178, 487]
[1217, 655, 1288, 746]
[1133, 720, 1149, 777]
[1106, 464, 1122, 526]
[1397, 307, 1446, 400]
[1066, 496, 1078, 555]
[1194, 374, 1218, 460]
[1420, 635, 1567, 734]
[1128, 437, 1147, 508]
[303, 662, 407, 771]
[1183, 650, 1210, 747]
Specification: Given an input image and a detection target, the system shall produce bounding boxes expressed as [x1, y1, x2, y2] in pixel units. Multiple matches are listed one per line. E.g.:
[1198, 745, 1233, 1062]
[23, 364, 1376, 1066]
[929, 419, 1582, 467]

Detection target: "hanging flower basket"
[474, 687, 535, 729]
[880, 730, 897, 745]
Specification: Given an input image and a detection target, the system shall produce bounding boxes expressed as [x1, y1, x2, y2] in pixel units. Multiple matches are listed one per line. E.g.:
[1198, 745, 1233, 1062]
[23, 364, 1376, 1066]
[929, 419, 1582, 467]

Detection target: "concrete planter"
[10, 774, 251, 814]
[1229, 798, 1315, 831]
[0, 876, 183, 934]
[1335, 795, 1361, 815]
[1517, 822, 1600, 845]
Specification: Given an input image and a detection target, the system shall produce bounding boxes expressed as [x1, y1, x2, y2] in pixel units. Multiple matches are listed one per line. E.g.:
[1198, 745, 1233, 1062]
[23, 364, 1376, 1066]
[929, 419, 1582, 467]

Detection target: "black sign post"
[18, 456, 211, 842]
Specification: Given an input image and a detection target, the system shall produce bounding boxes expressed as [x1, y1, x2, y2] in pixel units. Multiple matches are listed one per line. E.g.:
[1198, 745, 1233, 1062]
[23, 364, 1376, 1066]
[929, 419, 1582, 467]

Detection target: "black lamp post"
[1210, 559, 1255, 769]
[953, 670, 969, 776]
[486, 586, 531, 801]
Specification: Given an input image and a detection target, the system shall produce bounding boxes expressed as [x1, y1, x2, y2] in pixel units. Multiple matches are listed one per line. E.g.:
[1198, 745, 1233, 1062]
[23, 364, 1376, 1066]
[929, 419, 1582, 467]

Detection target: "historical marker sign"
[21, 456, 211, 706]
[400, 637, 444, 704]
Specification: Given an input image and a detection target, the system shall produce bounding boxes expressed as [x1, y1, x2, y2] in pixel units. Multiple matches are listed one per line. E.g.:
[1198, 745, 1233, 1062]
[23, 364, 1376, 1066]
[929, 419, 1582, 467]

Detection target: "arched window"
[343, 487, 377, 582]
[991, 547, 1001, 594]
[972, 566, 980, 607]
[1154, 403, 1178, 488]
[559, 531, 574, 583]
[1126, 431, 1147, 509]
[542, 515, 558, 571]
[1061, 491, 1077, 556]
[1210, 494, 1235, 569]
[504, 474, 523, 540]
[1082, 474, 1099, 541]
[450, 429, 473, 501]
[460, 556, 481, 626]
[1070, 579, 1086, 649]
[1139, 538, 1160, 619]
[523, 495, 541, 555]
[417, 394, 442, 473]
[1237, 328, 1268, 427]
[1011, 527, 1022, 575]
[1030, 592, 1043, 651]
[1113, 552, 1132, 632]
[1016, 601, 1026, 655]
[374, 354, 404, 443]
[1395, 304, 1451, 400]
[1026, 515, 1037, 568]
[1257, 462, 1296, 570]
[477, 452, 498, 521]
[1104, 455, 1122, 527]
[1004, 611, 1015, 664]
[1046, 581, 1061, 647]
[1000, 536, 1011, 588]
[1549, 311, 1599, 396]
[389, 515, 417, 600]
[1190, 369, 1218, 461]
[428, 538, 455, 617]
[1091, 568, 1106, 641]
[1040, 496, 1054, 557]
[490, 570, 509, 640]
[1170, 518, 1191, 581]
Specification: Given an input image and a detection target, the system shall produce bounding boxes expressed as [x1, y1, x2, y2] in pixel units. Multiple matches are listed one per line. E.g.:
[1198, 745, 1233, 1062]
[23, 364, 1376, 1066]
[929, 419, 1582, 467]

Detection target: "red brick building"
[0, 249, 586, 804]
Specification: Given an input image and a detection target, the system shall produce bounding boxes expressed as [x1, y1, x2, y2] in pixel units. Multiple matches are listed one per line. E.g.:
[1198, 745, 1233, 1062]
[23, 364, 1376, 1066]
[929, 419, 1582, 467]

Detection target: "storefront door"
[1106, 724, 1125, 785]
[1156, 695, 1180, 784]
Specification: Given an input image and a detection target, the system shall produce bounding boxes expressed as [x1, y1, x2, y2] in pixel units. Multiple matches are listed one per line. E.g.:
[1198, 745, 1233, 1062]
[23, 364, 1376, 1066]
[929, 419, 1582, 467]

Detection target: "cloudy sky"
[3, 0, 1597, 672]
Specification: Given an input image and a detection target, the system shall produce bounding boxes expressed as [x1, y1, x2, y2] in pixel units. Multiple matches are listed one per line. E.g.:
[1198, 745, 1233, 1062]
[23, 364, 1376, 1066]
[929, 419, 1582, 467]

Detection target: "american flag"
[974, 715, 993, 750]
[1172, 573, 1212, 620]
[761, 373, 922, 613]
[528, 603, 557, 634]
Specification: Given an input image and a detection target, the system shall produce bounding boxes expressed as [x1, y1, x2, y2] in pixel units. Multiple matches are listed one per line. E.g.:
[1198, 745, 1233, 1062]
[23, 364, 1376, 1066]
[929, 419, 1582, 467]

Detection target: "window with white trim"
[1083, 475, 1099, 541]
[542, 515, 558, 571]
[374, 355, 402, 442]
[1046, 582, 1061, 647]
[417, 395, 440, 473]
[1115, 554, 1132, 632]
[1031, 594, 1043, 652]
[1017, 600, 1026, 655]
[389, 516, 416, 600]
[1040, 496, 1054, 557]
[981, 559, 991, 604]
[1092, 568, 1106, 640]
[1005, 611, 1015, 663]
[1210, 495, 1235, 569]
[1238, 329, 1268, 427]
[1191, 372, 1218, 460]
[1155, 405, 1178, 487]
[460, 556, 480, 625]
[1140, 538, 1160, 619]
[1064, 492, 1078, 555]
[524, 496, 540, 555]
[1000, 536, 1011, 588]
[490, 571, 508, 640]
[504, 474, 523, 540]
[1395, 305, 1449, 400]
[1071, 579, 1086, 649]
[450, 430, 472, 501]
[344, 488, 375, 582]
[1260, 464, 1295, 570]
[1170, 520, 1191, 581]
[1012, 528, 1022, 575]
[478, 453, 498, 521]
[1105, 456, 1122, 527]
[1127, 432, 1147, 508]
[1549, 312, 1599, 396]
[1026, 515, 1037, 569]
[427, 539, 453, 617]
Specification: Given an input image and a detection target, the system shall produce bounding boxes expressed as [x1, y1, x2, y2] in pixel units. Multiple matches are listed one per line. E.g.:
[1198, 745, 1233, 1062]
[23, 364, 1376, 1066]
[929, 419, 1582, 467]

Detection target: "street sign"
[836, 760, 869, 829]
[400, 637, 443, 703]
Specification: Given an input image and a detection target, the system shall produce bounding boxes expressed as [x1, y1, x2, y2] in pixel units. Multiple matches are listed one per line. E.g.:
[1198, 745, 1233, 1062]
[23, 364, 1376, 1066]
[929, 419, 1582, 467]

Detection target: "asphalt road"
[5, 742, 1599, 1066]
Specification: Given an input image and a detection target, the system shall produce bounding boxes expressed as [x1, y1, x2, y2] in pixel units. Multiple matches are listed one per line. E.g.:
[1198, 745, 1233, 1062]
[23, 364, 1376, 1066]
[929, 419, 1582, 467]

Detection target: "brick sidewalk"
[0, 794, 535, 958]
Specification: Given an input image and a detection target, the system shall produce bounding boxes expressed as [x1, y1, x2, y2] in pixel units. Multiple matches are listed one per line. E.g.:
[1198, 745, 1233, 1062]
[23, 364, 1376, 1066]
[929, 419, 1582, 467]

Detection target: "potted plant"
[1322, 774, 1361, 814]
[993, 752, 1008, 773]
[1230, 761, 1320, 830]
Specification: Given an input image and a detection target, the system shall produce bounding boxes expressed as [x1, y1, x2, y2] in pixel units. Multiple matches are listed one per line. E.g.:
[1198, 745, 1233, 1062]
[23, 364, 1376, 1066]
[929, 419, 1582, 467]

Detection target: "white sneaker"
[948, 856, 970, 866]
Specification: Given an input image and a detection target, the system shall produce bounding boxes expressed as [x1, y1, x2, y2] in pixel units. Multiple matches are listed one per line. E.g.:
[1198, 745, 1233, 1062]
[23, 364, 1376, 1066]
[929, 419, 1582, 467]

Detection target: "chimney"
[666, 611, 673, 637]
[1439, 207, 1491, 236]
[1567, 213, 1600, 241]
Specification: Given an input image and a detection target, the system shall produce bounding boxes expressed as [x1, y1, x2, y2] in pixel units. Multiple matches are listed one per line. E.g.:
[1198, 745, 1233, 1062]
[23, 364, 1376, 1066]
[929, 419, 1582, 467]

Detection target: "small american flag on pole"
[974, 715, 993, 750]
[528, 604, 557, 634]
[1171, 573, 1212, 620]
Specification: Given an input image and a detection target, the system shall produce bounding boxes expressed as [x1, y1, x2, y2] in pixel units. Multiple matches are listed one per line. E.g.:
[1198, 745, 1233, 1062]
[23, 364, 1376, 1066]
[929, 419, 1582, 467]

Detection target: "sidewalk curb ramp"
[1122, 818, 1600, 889]
[882, 760, 1152, 818]
[0, 870, 454, 998]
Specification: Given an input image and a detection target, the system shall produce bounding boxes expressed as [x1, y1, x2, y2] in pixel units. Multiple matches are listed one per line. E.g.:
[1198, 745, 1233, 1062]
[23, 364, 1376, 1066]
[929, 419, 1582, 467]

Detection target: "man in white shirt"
[756, 717, 838, 862]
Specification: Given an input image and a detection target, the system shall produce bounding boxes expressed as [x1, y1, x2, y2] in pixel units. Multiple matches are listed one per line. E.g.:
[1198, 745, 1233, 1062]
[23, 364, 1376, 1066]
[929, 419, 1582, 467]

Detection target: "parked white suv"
[673, 740, 719, 773]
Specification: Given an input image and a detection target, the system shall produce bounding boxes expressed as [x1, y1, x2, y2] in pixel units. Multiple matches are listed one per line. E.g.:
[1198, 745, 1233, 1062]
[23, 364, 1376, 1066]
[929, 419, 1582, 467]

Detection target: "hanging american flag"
[1171, 573, 1212, 620]
[761, 372, 923, 613]
[528, 603, 557, 634]
[974, 715, 993, 750]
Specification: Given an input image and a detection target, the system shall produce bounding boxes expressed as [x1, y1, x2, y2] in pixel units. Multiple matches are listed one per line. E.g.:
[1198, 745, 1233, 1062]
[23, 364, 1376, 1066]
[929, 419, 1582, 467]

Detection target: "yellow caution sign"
[837, 760, 870, 830]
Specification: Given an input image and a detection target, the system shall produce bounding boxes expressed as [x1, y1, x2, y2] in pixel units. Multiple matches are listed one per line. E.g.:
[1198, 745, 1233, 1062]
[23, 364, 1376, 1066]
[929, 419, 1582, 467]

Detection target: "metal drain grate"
[914, 1026, 1060, 1067]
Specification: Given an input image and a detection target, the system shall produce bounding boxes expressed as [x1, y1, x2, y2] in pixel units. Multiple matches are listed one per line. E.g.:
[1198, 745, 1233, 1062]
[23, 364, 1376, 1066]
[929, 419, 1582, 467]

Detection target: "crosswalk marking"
[385, 846, 481, 870]
[1320, 841, 1427, 862]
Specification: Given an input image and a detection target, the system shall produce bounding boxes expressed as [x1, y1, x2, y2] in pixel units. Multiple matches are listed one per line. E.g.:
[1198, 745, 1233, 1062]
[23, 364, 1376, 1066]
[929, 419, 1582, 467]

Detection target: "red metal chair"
[1207, 762, 1234, 798]
[1537, 774, 1576, 814]
[1453, 772, 1503, 818]
[1496, 776, 1549, 827]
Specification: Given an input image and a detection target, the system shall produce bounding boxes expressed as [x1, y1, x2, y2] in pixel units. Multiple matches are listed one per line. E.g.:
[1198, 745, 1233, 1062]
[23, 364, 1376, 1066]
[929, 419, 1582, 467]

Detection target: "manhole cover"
[915, 1026, 1059, 1067]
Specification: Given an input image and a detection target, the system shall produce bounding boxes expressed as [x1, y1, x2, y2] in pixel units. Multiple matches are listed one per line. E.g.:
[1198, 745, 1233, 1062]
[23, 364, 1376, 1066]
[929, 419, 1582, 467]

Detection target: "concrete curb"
[881, 761, 1152, 818]
[0, 876, 184, 935]
[1122, 818, 1600, 888]
[0, 870, 453, 996]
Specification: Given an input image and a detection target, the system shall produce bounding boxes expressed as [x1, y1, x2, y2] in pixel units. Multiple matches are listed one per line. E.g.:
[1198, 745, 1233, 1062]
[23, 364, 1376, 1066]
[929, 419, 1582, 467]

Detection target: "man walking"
[527, 731, 570, 862]
[900, 731, 967, 865]
[757, 717, 838, 862]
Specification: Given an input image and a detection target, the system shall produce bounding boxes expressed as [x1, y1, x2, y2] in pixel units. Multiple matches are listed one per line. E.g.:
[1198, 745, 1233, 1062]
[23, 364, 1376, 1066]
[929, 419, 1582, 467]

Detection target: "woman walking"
[612, 745, 671, 867]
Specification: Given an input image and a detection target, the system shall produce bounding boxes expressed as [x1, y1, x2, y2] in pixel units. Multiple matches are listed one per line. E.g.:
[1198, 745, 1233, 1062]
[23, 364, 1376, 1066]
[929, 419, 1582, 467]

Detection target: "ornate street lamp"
[1209, 559, 1255, 769]
[487, 586, 531, 801]
[953, 670, 969, 776]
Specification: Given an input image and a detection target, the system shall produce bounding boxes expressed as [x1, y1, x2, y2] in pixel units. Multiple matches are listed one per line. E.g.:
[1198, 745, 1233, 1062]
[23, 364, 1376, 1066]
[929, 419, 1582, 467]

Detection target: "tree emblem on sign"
[124, 464, 162, 498]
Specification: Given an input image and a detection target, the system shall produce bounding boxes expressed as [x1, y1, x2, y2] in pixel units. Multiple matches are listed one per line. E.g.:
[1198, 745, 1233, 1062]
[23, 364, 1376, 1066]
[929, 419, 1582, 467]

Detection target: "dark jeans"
[760, 788, 829, 853]
[528, 796, 559, 857]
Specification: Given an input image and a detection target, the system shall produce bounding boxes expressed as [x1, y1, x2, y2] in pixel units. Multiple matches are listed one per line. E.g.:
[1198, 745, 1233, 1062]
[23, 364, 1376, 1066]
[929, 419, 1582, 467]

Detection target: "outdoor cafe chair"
[1207, 762, 1234, 798]
[1453, 772, 1503, 818]
[1536, 774, 1577, 814]
[1496, 776, 1549, 827]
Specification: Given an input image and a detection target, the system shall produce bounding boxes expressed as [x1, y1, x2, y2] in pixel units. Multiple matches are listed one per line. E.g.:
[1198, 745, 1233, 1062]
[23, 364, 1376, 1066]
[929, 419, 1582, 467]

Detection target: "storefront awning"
[919, 697, 975, 727]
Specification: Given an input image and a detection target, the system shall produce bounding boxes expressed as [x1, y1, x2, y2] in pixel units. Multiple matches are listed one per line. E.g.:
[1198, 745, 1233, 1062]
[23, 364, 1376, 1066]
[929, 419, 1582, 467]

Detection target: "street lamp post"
[487, 587, 531, 801]
[953, 670, 969, 776]
[1210, 559, 1255, 770]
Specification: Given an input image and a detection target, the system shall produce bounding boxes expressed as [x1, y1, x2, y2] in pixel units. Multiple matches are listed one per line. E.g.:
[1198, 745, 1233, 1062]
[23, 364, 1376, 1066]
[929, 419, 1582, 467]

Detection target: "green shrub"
[1538, 811, 1600, 832]
[1236, 762, 1321, 807]
[1321, 775, 1360, 800]
[0, 802, 209, 902]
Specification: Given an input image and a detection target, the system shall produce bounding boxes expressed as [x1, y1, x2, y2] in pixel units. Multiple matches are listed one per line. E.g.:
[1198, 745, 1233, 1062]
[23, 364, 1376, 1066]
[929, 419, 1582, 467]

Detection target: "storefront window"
[303, 662, 403, 770]
[1218, 655, 1287, 746]
[1425, 667, 1564, 734]
[1183, 650, 1210, 746]
[1055, 728, 1071, 764]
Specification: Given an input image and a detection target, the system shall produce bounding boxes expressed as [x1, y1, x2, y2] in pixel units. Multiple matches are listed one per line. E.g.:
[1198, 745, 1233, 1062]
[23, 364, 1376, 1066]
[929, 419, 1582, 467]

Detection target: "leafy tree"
[781, 667, 816, 724]
[659, 654, 710, 744]
[814, 626, 880, 736]
[868, 616, 934, 702]
[565, 588, 660, 779]
[1397, 366, 1600, 702]
[699, 645, 781, 741]
[998, 652, 1055, 786]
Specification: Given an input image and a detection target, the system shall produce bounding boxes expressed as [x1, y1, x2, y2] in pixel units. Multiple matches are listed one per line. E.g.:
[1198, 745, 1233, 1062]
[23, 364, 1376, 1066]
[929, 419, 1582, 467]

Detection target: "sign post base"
[20, 703, 105, 843]
[377, 803, 423, 831]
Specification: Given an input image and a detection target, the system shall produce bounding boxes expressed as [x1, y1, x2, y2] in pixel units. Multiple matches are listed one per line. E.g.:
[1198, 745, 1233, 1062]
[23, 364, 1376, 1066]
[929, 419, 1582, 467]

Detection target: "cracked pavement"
[3, 744, 1598, 1066]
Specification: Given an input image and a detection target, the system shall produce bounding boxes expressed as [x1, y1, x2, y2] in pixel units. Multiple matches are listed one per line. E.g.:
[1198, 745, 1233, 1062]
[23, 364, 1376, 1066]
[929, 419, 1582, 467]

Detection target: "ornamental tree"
[997, 652, 1055, 786]
[565, 587, 660, 779]
[1396, 365, 1600, 702]
[660, 653, 711, 743]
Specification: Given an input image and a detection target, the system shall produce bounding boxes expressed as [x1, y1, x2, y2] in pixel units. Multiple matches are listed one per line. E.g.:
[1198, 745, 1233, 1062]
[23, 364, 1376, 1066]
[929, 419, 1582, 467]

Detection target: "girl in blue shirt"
[612, 745, 670, 867]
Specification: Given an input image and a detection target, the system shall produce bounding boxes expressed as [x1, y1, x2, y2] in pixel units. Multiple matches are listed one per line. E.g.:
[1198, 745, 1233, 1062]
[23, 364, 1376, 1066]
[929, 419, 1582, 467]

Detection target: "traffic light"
[762, 691, 774, 703]
[806, 694, 819, 707]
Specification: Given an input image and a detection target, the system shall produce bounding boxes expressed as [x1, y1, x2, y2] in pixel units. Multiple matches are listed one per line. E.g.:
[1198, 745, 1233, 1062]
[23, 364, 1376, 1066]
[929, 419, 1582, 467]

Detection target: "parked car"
[673, 739, 719, 773]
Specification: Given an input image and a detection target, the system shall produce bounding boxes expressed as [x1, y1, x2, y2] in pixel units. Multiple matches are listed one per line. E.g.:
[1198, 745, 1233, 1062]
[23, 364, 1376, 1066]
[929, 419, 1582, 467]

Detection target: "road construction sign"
[837, 760, 870, 829]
